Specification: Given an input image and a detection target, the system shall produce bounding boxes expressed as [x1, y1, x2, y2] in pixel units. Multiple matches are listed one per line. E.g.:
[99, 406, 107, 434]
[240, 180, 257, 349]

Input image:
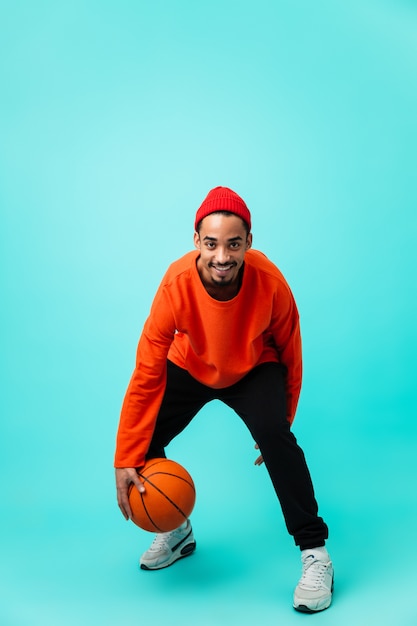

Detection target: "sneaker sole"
[140, 541, 197, 571]
[293, 598, 331, 613]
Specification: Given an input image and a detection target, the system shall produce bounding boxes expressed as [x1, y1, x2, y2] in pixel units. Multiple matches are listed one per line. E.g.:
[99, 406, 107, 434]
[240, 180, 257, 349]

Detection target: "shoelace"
[149, 529, 178, 551]
[299, 556, 329, 590]
[150, 533, 171, 550]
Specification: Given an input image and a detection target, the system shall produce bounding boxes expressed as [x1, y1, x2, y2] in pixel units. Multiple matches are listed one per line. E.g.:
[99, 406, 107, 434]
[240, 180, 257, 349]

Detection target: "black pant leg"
[220, 362, 328, 550]
[146, 360, 215, 460]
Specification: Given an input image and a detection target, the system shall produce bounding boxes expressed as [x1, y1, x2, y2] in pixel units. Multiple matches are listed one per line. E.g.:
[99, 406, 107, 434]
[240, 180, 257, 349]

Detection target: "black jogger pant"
[146, 360, 328, 550]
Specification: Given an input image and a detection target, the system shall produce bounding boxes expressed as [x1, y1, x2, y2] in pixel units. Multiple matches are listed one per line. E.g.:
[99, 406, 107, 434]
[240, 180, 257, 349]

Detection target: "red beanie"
[194, 186, 251, 231]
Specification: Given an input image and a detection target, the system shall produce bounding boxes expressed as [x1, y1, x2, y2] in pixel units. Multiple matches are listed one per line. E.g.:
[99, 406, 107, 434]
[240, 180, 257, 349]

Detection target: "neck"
[204, 283, 239, 301]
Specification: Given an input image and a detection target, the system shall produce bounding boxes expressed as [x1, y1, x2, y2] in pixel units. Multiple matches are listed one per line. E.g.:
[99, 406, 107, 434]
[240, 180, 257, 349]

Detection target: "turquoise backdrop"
[1, 1, 416, 624]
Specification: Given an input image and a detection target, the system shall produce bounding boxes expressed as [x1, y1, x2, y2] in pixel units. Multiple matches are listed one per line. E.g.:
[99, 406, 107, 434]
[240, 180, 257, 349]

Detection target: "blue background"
[1, 1, 416, 624]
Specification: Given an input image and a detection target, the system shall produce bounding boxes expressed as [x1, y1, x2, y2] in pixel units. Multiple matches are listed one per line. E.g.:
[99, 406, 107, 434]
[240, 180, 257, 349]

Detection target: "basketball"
[128, 458, 196, 532]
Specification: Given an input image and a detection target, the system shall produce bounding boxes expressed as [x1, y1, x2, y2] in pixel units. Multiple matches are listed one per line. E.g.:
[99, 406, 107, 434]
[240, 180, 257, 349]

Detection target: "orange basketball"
[128, 458, 196, 532]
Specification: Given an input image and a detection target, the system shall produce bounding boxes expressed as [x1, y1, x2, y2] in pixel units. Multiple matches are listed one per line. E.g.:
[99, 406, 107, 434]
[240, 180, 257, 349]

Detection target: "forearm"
[115, 318, 173, 467]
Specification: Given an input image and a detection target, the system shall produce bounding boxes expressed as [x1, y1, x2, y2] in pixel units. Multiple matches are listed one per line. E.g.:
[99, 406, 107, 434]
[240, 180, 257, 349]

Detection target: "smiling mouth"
[210, 263, 236, 273]
[210, 263, 236, 272]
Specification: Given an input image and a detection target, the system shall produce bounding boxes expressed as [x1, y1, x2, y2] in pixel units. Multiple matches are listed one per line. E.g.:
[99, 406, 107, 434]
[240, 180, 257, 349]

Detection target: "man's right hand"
[115, 467, 145, 520]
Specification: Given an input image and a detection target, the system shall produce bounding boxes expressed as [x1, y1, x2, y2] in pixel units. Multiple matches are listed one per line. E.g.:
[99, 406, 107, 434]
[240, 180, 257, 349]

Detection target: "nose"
[215, 246, 230, 264]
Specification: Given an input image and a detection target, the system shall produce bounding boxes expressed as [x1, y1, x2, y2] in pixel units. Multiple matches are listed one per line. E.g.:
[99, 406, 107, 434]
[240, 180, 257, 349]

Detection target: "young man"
[115, 186, 333, 613]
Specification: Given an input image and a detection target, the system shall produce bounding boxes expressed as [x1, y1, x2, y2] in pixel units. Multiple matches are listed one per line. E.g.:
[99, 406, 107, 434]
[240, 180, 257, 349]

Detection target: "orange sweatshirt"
[115, 249, 302, 468]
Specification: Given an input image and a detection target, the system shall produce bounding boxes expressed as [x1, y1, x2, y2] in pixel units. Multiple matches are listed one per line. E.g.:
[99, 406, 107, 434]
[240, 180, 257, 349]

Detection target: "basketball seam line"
[141, 476, 190, 517]
[142, 471, 194, 490]
[139, 491, 164, 533]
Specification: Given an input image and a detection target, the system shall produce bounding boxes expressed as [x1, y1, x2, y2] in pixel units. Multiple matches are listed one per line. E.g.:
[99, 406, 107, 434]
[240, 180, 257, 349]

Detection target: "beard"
[208, 262, 241, 287]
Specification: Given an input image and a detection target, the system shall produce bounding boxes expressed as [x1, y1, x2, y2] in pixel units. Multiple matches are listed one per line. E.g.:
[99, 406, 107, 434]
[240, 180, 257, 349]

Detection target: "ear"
[194, 231, 201, 249]
[246, 233, 253, 250]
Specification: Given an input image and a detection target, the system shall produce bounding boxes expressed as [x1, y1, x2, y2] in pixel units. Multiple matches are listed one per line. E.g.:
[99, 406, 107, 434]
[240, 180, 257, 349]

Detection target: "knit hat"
[194, 186, 252, 231]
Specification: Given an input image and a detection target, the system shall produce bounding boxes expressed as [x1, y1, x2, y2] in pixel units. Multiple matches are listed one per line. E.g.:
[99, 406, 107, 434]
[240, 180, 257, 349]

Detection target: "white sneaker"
[293, 546, 334, 613]
[140, 520, 196, 570]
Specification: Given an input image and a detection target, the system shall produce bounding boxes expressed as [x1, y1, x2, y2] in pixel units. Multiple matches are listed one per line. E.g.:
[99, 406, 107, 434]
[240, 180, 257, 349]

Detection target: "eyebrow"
[202, 235, 244, 242]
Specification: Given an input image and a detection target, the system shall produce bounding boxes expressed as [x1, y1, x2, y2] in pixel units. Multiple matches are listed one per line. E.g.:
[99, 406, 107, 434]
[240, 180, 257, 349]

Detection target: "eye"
[205, 241, 216, 249]
[230, 242, 241, 249]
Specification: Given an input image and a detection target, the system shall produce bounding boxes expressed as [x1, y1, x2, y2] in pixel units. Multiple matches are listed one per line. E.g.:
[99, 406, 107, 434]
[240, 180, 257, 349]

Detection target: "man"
[115, 186, 334, 613]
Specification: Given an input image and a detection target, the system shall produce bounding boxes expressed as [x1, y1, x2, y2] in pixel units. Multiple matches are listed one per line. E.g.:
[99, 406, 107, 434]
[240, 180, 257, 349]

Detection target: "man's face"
[194, 213, 252, 290]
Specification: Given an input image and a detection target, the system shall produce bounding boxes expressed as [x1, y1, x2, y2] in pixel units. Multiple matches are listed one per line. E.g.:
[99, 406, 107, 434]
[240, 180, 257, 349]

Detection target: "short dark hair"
[196, 210, 250, 236]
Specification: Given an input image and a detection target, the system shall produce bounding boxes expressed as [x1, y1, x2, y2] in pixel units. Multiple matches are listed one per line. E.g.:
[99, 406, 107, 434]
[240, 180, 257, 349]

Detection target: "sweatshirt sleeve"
[114, 284, 176, 468]
[270, 284, 302, 424]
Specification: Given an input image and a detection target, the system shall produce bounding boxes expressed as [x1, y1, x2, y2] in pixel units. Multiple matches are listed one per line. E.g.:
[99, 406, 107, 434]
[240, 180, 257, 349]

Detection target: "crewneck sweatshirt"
[115, 249, 302, 468]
